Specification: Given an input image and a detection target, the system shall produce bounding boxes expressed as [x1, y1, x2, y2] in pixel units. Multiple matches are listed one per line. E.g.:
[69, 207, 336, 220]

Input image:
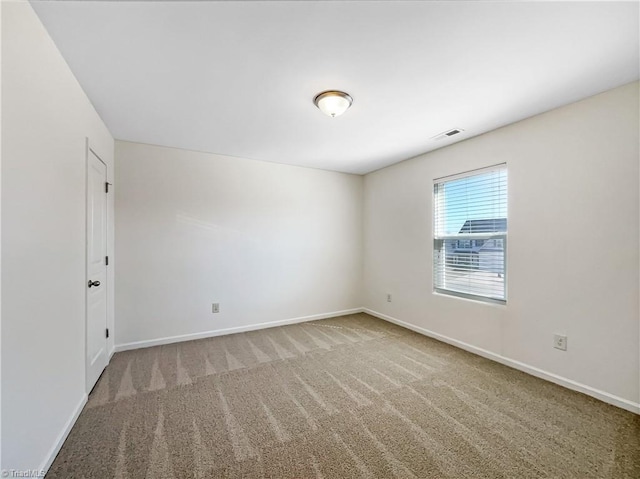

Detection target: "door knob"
[88, 280, 101, 288]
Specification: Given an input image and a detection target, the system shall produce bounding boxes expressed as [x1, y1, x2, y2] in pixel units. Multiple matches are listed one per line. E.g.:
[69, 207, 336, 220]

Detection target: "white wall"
[363, 82, 640, 410]
[1, 1, 114, 472]
[115, 141, 363, 347]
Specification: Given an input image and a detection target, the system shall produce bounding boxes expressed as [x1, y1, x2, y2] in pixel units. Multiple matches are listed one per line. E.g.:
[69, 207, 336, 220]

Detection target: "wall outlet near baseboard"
[554, 334, 567, 351]
[386, 293, 392, 302]
[212, 303, 220, 313]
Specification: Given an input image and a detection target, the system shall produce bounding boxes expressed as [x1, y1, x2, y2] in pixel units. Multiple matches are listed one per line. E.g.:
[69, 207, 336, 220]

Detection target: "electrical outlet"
[553, 334, 567, 351]
[386, 293, 392, 302]
[212, 303, 220, 313]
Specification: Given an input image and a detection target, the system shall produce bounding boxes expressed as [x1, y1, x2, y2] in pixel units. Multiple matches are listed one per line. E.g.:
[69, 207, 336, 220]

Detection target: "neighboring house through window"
[433, 165, 507, 303]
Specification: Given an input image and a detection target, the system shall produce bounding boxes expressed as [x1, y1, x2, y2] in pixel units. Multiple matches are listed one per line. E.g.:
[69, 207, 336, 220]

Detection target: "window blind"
[433, 165, 507, 302]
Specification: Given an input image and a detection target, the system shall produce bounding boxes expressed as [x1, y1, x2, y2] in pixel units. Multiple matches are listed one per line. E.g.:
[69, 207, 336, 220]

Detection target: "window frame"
[432, 164, 508, 305]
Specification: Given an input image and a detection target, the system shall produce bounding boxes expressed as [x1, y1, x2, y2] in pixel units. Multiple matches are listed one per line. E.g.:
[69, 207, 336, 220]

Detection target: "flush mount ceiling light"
[313, 90, 353, 118]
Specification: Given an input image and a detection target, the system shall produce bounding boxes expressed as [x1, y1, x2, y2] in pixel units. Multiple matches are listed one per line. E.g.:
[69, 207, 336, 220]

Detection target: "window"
[433, 165, 507, 303]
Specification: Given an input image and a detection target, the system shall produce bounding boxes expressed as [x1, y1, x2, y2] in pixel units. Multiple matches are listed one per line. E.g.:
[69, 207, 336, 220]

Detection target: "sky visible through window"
[437, 168, 508, 235]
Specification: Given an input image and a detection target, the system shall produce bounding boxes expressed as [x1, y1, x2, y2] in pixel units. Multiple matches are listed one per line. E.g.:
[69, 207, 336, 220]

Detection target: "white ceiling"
[31, 1, 639, 174]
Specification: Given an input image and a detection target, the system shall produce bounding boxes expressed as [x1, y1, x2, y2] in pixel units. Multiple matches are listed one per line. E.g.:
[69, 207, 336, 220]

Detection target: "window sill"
[433, 289, 507, 308]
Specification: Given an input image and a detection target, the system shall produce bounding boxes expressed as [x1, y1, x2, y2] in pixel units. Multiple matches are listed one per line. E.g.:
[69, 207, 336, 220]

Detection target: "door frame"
[85, 138, 110, 393]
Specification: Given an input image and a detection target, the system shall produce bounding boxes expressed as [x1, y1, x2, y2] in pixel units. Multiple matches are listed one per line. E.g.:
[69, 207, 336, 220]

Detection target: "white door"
[86, 149, 108, 392]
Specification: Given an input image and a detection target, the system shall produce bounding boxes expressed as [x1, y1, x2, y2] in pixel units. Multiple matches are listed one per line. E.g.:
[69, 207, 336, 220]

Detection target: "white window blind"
[433, 165, 507, 303]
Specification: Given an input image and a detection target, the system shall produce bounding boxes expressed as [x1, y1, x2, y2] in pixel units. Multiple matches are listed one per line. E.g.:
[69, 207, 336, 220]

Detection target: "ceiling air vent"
[430, 128, 464, 141]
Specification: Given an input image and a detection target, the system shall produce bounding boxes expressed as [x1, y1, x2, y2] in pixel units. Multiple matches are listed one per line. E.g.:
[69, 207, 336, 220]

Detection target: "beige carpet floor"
[47, 313, 639, 478]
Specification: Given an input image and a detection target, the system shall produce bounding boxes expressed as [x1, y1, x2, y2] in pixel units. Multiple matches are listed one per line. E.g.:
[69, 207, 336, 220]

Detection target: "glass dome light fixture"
[313, 90, 353, 118]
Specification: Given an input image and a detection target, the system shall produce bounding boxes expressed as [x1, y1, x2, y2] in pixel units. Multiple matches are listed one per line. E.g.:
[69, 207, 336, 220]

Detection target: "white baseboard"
[364, 308, 640, 415]
[115, 308, 364, 352]
[40, 393, 88, 475]
[32, 306, 637, 478]
[115, 306, 639, 414]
